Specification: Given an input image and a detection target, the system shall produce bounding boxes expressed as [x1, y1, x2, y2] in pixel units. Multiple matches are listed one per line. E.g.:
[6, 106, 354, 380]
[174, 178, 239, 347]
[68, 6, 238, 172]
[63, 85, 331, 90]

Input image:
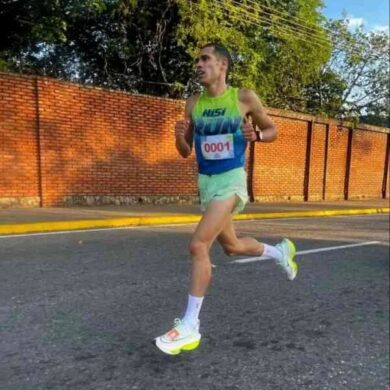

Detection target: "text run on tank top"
[192, 86, 246, 175]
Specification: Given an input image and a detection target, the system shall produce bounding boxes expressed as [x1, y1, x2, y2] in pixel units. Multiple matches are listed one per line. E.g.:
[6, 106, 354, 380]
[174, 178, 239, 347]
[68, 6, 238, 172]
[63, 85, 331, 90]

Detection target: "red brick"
[0, 73, 388, 206]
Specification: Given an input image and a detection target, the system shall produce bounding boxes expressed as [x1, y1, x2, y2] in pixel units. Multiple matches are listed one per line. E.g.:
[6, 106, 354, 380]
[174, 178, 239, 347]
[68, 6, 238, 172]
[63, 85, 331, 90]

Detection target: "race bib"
[201, 134, 234, 160]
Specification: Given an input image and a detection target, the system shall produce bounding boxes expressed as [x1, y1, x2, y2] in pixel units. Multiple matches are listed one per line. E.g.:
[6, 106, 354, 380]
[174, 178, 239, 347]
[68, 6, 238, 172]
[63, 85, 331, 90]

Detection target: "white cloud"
[347, 16, 365, 28]
[372, 25, 389, 33]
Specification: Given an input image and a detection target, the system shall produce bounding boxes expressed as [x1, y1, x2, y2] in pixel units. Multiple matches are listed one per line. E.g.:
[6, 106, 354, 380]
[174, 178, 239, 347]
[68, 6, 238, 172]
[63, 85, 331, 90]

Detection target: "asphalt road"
[0, 214, 389, 390]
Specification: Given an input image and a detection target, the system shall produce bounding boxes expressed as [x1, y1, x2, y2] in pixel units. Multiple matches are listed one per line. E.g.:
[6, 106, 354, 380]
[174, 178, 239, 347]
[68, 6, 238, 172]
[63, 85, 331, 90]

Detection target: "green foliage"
[0, 0, 387, 126]
[175, 0, 331, 106]
[305, 18, 390, 125]
[176, 0, 266, 94]
[0, 57, 9, 72]
[304, 70, 347, 116]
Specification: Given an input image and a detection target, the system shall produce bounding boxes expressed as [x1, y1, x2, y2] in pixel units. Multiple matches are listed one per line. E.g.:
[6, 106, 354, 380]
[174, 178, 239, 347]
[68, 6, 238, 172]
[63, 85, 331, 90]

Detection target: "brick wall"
[36, 78, 198, 206]
[308, 123, 327, 201]
[0, 73, 389, 207]
[349, 129, 389, 199]
[0, 74, 41, 207]
[252, 116, 308, 201]
[325, 124, 350, 200]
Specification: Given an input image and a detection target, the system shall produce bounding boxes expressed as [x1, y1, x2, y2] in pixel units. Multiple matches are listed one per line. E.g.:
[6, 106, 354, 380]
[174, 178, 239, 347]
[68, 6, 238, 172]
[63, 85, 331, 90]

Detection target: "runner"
[155, 43, 298, 355]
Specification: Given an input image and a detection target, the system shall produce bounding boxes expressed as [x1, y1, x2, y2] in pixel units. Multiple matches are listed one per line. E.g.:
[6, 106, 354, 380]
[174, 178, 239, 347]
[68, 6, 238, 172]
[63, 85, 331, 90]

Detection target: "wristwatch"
[255, 131, 263, 142]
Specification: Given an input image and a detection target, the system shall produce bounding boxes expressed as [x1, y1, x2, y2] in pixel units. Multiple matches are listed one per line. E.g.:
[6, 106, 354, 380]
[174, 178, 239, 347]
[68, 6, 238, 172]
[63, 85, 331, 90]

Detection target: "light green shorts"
[198, 167, 249, 214]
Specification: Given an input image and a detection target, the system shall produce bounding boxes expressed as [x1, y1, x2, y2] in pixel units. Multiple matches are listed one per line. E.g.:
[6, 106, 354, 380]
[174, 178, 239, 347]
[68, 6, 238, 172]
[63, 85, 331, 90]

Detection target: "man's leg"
[154, 196, 237, 355]
[188, 196, 238, 296]
[217, 217, 298, 280]
[217, 217, 264, 257]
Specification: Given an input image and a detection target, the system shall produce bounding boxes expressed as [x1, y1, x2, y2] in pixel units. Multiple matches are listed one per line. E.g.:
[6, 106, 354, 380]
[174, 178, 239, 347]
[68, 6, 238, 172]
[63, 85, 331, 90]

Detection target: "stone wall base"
[0, 197, 41, 208]
[253, 195, 305, 202]
[61, 195, 200, 206]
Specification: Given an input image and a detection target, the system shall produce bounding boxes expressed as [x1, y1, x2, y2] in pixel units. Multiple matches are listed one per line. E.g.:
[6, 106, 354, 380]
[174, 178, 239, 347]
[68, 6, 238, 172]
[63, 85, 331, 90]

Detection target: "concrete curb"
[0, 208, 388, 236]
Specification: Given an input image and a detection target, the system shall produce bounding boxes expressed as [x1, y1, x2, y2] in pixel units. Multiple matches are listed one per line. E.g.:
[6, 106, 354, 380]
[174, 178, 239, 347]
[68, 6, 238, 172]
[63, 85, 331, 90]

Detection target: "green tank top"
[192, 86, 246, 175]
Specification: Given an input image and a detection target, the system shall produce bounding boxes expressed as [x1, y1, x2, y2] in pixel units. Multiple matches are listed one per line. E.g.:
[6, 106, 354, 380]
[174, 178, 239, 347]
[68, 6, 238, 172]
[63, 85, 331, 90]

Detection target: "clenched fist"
[242, 117, 257, 142]
[175, 119, 190, 138]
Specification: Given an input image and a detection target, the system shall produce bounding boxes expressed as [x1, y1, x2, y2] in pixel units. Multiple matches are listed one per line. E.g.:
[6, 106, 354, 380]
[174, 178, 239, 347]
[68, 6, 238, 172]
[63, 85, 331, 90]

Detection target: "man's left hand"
[242, 117, 257, 142]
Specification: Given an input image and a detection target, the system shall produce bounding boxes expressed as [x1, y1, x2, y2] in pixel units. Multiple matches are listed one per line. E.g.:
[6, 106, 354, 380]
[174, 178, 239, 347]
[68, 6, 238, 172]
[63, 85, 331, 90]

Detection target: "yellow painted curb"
[232, 208, 390, 221]
[0, 208, 388, 235]
[0, 215, 202, 235]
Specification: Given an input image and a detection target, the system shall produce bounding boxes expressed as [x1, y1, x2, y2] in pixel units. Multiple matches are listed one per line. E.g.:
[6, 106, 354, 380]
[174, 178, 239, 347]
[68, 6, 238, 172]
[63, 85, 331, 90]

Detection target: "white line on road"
[231, 241, 381, 264]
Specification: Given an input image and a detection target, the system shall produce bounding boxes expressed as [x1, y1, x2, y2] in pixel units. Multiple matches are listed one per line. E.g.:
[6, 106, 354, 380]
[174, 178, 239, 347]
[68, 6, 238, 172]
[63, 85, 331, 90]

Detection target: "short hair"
[201, 43, 233, 81]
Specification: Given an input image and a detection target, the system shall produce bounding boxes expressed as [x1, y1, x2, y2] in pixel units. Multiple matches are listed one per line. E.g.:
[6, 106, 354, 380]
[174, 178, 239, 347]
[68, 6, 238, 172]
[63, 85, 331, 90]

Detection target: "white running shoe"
[275, 238, 298, 280]
[154, 319, 201, 355]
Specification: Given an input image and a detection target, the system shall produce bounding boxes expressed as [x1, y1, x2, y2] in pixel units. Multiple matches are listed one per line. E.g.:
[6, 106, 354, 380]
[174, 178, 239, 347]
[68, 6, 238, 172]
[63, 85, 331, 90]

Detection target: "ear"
[222, 57, 228, 70]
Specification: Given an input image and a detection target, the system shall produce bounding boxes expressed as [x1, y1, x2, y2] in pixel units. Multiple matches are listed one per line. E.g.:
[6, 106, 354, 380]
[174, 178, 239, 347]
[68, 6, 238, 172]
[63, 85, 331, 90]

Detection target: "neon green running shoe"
[154, 319, 201, 355]
[276, 238, 298, 280]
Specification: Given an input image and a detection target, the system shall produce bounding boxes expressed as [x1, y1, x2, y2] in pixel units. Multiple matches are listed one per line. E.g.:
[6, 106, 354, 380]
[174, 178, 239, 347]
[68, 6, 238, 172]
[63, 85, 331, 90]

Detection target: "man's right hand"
[175, 119, 190, 138]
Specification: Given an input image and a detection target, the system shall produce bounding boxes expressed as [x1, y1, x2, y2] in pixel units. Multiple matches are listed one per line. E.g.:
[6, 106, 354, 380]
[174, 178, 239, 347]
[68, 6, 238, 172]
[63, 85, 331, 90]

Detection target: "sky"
[322, 0, 389, 32]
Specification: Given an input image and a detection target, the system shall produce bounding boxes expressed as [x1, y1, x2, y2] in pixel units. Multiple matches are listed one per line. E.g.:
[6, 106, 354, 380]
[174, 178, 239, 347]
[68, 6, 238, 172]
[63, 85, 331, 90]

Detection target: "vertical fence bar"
[382, 133, 390, 199]
[303, 120, 313, 201]
[322, 123, 330, 200]
[344, 128, 353, 200]
[34, 77, 43, 207]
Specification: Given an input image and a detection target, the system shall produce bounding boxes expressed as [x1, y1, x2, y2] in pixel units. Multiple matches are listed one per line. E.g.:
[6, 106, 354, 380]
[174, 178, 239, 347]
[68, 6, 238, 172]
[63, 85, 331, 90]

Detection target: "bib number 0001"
[201, 134, 234, 160]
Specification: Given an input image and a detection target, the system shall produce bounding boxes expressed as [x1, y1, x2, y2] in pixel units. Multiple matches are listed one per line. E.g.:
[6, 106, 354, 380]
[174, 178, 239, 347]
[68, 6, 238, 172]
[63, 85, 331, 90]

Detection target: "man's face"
[195, 46, 227, 86]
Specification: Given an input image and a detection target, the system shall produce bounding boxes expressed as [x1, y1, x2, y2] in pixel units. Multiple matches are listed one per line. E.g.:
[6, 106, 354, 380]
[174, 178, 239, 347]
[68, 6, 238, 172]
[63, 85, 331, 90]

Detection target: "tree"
[0, 0, 188, 96]
[0, 0, 332, 101]
[304, 18, 390, 125]
[304, 69, 347, 116]
[60, 0, 188, 95]
[176, 0, 331, 107]
[0, 0, 104, 72]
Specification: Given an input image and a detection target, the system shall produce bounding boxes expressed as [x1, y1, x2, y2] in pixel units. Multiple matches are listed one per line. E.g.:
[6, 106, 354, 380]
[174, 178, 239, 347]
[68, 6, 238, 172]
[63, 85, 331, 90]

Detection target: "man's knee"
[189, 238, 209, 258]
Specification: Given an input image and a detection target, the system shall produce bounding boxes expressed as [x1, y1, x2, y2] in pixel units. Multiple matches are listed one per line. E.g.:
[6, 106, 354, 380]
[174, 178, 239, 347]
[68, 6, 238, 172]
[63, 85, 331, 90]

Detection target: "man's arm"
[175, 95, 198, 158]
[240, 89, 277, 143]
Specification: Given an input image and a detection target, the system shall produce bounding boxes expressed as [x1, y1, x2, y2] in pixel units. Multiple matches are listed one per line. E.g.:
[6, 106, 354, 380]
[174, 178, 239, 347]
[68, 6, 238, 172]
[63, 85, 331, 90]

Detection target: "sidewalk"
[0, 199, 389, 235]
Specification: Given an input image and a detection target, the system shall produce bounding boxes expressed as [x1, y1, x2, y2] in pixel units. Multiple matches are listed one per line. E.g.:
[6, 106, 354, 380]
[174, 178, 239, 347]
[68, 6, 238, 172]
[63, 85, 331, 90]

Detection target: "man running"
[155, 43, 298, 355]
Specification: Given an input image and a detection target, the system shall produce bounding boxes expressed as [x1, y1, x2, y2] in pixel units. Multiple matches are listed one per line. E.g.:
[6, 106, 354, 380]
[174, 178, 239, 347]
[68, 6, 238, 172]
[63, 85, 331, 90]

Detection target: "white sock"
[262, 243, 283, 262]
[182, 294, 204, 328]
